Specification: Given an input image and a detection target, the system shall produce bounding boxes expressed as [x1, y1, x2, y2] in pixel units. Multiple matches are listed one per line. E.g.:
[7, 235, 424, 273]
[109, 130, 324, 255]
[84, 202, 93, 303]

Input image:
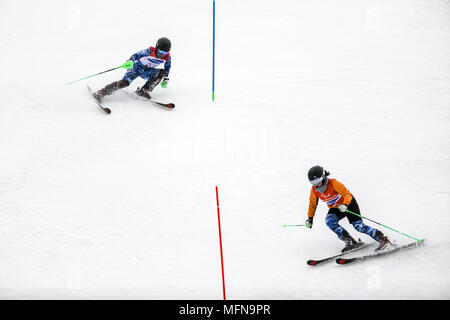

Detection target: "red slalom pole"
[215, 186, 226, 300]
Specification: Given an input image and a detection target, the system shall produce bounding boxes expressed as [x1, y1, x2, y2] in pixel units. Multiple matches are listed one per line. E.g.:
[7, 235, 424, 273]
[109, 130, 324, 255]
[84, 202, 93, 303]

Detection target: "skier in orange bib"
[305, 165, 391, 252]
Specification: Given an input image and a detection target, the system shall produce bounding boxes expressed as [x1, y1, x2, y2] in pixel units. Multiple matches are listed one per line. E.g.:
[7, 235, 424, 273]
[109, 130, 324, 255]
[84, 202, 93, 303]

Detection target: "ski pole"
[345, 209, 423, 243]
[65, 61, 134, 85]
[282, 224, 305, 228]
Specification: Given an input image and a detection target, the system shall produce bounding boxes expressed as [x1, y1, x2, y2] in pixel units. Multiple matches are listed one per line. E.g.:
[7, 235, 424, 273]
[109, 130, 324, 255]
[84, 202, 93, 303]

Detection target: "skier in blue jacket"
[93, 37, 172, 102]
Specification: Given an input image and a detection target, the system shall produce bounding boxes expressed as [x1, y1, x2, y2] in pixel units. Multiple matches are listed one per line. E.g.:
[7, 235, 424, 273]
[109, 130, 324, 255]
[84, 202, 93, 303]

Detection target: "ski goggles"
[156, 49, 169, 58]
[309, 176, 324, 186]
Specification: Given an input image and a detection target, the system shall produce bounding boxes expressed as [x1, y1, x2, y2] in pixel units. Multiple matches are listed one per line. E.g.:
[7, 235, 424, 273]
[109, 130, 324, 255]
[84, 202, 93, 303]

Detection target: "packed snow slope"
[0, 0, 449, 299]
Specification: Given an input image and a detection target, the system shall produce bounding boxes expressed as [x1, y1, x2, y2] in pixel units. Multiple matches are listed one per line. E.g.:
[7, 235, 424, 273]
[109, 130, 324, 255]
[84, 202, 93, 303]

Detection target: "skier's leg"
[136, 70, 165, 99]
[351, 220, 378, 240]
[325, 212, 348, 241]
[104, 79, 130, 94]
[94, 79, 132, 102]
[346, 198, 391, 248]
[93, 66, 140, 102]
[148, 69, 165, 91]
[344, 198, 378, 241]
[327, 209, 359, 252]
[353, 220, 391, 249]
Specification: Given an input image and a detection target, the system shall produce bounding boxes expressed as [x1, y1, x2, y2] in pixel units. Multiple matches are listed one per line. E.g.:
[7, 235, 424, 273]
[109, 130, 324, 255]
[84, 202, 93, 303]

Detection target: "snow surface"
[0, 0, 449, 299]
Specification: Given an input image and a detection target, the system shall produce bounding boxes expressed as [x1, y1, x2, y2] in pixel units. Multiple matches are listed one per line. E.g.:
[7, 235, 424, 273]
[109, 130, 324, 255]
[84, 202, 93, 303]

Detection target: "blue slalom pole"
[212, 0, 215, 101]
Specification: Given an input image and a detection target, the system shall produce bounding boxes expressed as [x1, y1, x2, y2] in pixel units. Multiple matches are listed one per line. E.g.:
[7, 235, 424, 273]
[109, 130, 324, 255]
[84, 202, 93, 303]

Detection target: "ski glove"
[338, 204, 348, 213]
[305, 217, 313, 229]
[123, 60, 134, 70]
[161, 77, 169, 88]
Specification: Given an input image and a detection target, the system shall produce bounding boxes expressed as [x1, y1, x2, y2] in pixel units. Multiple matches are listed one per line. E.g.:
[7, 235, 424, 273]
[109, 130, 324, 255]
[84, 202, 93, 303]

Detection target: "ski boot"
[136, 71, 165, 99]
[136, 86, 152, 99]
[93, 89, 105, 103]
[341, 233, 362, 253]
[375, 231, 392, 251]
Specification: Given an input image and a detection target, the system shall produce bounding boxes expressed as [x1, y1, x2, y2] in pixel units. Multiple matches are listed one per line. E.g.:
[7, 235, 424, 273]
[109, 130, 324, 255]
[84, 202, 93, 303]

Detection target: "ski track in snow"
[0, 0, 449, 299]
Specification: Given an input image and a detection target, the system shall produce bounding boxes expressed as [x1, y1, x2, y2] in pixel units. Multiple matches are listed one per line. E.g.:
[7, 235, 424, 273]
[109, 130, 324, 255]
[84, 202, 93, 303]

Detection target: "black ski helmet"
[308, 165, 329, 185]
[156, 37, 171, 52]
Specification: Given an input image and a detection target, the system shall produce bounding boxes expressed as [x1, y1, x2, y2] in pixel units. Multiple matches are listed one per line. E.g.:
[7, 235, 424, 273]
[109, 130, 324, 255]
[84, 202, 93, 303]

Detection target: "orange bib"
[313, 179, 344, 208]
[307, 179, 353, 218]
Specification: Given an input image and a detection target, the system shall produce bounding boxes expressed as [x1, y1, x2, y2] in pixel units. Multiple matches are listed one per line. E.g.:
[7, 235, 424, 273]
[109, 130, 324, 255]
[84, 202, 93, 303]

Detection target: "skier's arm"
[332, 179, 353, 205]
[129, 48, 151, 62]
[307, 188, 319, 218]
[163, 55, 172, 76]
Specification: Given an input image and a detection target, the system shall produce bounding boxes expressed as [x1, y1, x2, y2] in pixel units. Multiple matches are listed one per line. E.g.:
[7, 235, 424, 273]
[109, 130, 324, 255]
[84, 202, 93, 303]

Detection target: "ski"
[150, 100, 175, 109]
[87, 86, 111, 114]
[134, 89, 175, 109]
[336, 239, 425, 265]
[307, 241, 373, 266]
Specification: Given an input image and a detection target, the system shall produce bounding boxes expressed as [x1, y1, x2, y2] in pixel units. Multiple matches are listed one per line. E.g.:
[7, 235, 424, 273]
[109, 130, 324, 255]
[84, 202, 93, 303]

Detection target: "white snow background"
[0, 0, 449, 299]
